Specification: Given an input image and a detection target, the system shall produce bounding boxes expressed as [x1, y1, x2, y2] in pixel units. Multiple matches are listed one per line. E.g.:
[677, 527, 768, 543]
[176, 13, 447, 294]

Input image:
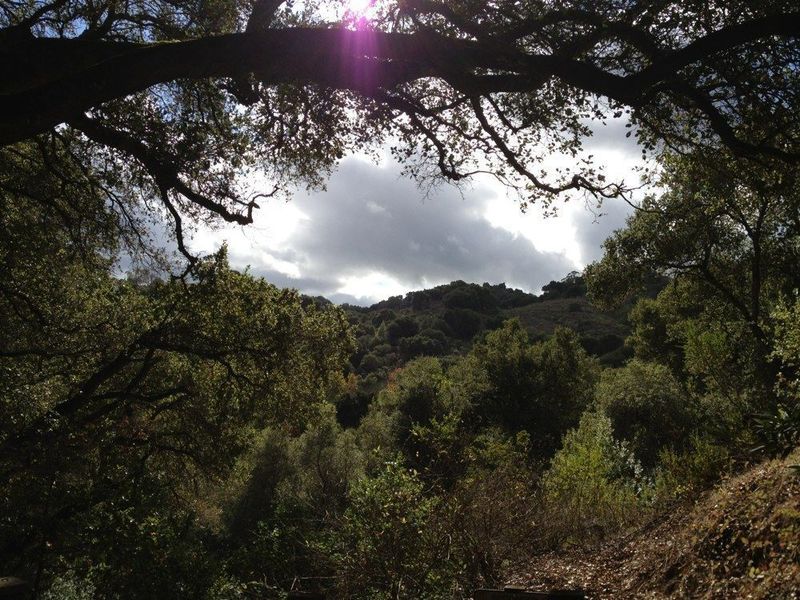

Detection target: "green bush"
[653, 435, 730, 502]
[330, 462, 456, 599]
[595, 360, 695, 467]
[355, 407, 399, 475]
[469, 321, 597, 457]
[41, 571, 97, 600]
[222, 405, 365, 591]
[540, 411, 649, 547]
[358, 352, 381, 373]
[442, 285, 497, 311]
[399, 333, 446, 359]
[757, 298, 800, 457]
[752, 403, 800, 458]
[386, 316, 420, 344]
[445, 432, 538, 587]
[443, 308, 483, 340]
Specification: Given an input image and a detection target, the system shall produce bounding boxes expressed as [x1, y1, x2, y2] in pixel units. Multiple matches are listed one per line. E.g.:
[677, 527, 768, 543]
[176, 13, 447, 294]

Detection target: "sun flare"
[347, 0, 373, 15]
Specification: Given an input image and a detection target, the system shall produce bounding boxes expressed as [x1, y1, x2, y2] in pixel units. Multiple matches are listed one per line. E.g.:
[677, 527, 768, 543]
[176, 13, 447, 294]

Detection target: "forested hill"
[334, 273, 663, 425]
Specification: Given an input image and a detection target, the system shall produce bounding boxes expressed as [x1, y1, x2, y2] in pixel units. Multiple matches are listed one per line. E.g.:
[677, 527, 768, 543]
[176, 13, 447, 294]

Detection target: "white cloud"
[336, 271, 408, 302]
[184, 119, 644, 305]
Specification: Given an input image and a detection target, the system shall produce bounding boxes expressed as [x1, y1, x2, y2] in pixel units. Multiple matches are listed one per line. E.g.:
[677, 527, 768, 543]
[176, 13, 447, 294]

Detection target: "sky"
[189, 120, 644, 306]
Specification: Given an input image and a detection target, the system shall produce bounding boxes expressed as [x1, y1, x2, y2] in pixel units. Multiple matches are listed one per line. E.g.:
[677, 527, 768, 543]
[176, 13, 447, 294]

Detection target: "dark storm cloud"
[236, 159, 575, 304]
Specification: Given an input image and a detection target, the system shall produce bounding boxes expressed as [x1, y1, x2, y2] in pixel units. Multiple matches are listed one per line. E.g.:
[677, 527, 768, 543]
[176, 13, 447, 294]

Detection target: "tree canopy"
[2, 1, 800, 262]
[4, 2, 800, 597]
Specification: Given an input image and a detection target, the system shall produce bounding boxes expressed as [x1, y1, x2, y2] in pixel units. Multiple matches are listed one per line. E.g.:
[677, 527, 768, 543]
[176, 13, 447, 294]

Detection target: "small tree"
[595, 360, 695, 467]
[540, 411, 648, 546]
[331, 463, 456, 599]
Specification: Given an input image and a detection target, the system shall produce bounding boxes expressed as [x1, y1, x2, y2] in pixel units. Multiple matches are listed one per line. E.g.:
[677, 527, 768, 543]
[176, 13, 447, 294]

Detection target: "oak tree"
[1, 1, 799, 260]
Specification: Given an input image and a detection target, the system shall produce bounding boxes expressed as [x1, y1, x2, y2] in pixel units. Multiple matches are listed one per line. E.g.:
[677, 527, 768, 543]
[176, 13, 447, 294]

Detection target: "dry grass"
[507, 449, 800, 599]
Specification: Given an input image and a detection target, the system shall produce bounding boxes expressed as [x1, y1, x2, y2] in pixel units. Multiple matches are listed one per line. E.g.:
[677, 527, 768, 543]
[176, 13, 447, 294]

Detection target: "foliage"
[344, 278, 631, 408]
[223, 427, 293, 543]
[4, 2, 800, 595]
[586, 151, 800, 396]
[221, 404, 366, 592]
[625, 296, 686, 375]
[540, 411, 649, 546]
[41, 571, 97, 600]
[4, 0, 797, 247]
[445, 432, 539, 587]
[587, 151, 800, 318]
[773, 296, 800, 401]
[386, 316, 420, 345]
[751, 298, 800, 458]
[595, 360, 696, 467]
[378, 357, 447, 429]
[469, 321, 598, 457]
[329, 462, 455, 599]
[653, 436, 731, 503]
[588, 149, 800, 456]
[540, 272, 586, 300]
[0, 142, 354, 592]
[442, 307, 483, 340]
[751, 405, 800, 459]
[283, 404, 364, 512]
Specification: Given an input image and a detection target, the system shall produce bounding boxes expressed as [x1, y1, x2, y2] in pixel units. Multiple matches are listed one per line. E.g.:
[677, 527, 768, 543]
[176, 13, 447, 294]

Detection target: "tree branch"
[246, 0, 285, 31]
[0, 14, 797, 159]
[69, 114, 258, 226]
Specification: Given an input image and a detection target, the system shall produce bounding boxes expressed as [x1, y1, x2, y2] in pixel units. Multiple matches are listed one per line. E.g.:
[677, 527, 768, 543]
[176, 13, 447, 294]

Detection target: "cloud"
[584, 116, 640, 153]
[200, 158, 576, 304]
[571, 198, 634, 266]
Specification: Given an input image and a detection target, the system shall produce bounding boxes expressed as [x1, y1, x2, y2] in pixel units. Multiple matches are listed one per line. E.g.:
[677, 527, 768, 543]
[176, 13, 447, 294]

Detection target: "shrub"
[386, 316, 420, 344]
[469, 322, 598, 457]
[42, 571, 97, 600]
[539, 411, 649, 547]
[445, 432, 538, 587]
[756, 298, 800, 457]
[653, 435, 730, 503]
[752, 403, 800, 458]
[399, 333, 446, 360]
[443, 308, 483, 340]
[281, 403, 365, 514]
[330, 463, 456, 599]
[358, 352, 381, 373]
[595, 360, 695, 467]
[442, 285, 497, 311]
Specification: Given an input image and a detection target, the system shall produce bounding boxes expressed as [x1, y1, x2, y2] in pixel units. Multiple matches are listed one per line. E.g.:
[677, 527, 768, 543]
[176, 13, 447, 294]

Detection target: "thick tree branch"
[0, 15, 798, 159]
[246, 0, 285, 31]
[633, 14, 800, 88]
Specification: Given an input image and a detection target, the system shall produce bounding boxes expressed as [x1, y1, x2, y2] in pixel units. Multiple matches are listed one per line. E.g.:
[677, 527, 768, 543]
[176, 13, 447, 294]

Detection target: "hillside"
[344, 272, 663, 365]
[335, 274, 640, 424]
[509, 451, 800, 599]
[505, 296, 630, 365]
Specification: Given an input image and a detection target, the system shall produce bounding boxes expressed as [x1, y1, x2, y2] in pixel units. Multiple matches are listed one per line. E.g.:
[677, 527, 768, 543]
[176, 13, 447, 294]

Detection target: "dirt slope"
[509, 451, 800, 599]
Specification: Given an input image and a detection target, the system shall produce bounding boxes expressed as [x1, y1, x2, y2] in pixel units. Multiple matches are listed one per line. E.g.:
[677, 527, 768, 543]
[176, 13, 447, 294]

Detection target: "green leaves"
[540, 411, 649, 546]
[595, 359, 695, 467]
[751, 404, 800, 458]
[334, 461, 453, 599]
[0, 141, 355, 589]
